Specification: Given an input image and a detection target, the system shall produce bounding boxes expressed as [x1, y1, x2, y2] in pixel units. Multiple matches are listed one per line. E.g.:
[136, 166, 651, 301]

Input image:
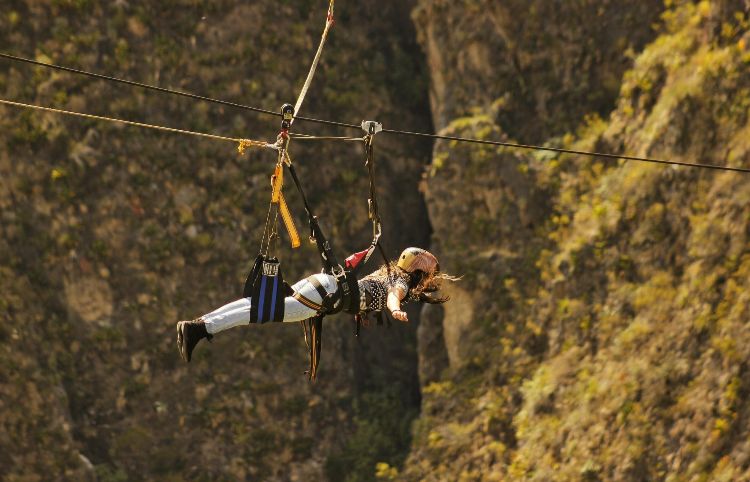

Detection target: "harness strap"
[278, 194, 301, 248]
[293, 292, 323, 312]
[271, 164, 301, 249]
[341, 270, 360, 314]
[293, 275, 341, 314]
[307, 275, 333, 305]
[344, 122, 390, 275]
[362, 133, 383, 268]
[285, 157, 341, 274]
[308, 315, 323, 380]
[300, 316, 323, 381]
[293, 274, 361, 317]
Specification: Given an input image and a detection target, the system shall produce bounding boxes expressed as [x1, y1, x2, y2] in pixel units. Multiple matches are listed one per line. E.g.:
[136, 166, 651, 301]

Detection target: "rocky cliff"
[4, 1, 750, 481]
[0, 1, 430, 480]
[405, 0, 750, 480]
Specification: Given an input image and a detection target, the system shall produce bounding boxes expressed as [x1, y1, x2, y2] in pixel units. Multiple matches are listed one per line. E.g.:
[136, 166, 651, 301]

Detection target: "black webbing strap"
[300, 315, 324, 381]
[365, 136, 379, 224]
[307, 275, 337, 309]
[307, 275, 329, 299]
[309, 315, 323, 380]
[363, 132, 391, 273]
[285, 161, 340, 274]
[282, 153, 346, 382]
[342, 270, 360, 314]
[299, 276, 331, 381]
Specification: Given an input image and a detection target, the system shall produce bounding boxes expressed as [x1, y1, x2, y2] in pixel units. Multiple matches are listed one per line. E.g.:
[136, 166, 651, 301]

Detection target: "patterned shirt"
[357, 269, 414, 312]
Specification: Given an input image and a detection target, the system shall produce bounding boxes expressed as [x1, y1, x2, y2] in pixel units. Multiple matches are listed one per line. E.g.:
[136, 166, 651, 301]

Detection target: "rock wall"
[0, 1, 431, 480]
[403, 1, 750, 480]
[6, 1, 750, 480]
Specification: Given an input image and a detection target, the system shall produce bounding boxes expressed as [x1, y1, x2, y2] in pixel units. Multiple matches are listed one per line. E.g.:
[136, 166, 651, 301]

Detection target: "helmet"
[397, 247, 439, 275]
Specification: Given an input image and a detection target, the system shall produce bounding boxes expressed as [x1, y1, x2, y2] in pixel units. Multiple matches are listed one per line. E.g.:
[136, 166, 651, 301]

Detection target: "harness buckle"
[332, 263, 345, 279]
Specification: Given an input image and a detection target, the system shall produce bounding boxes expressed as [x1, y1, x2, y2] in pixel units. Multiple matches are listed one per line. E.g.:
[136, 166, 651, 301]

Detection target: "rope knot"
[237, 138, 268, 155]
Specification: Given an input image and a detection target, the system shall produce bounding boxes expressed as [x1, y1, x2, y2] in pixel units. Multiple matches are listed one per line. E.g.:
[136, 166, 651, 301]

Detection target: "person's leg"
[201, 273, 339, 334]
[283, 273, 339, 322]
[178, 274, 339, 362]
[177, 298, 253, 362]
[202, 298, 252, 335]
[203, 297, 253, 318]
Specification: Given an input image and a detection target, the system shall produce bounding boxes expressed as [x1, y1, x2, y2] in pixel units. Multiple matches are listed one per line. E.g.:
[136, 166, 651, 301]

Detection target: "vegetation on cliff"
[405, 1, 750, 481]
[1, 1, 430, 480]
[4, 0, 750, 480]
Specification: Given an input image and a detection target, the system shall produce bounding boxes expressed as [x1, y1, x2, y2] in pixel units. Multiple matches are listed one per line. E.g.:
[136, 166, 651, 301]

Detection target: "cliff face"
[414, 0, 664, 143]
[0, 2, 430, 480]
[406, 0, 750, 480]
[5, 1, 750, 481]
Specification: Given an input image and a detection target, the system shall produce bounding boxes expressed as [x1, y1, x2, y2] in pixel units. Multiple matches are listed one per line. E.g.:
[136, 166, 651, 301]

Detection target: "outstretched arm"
[387, 287, 408, 322]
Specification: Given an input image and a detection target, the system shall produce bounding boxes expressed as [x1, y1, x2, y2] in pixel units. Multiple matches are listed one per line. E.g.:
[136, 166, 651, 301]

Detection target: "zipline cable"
[0, 52, 281, 119]
[379, 128, 750, 173]
[289, 133, 364, 142]
[0, 98, 272, 149]
[1, 53, 749, 173]
[0, 51, 361, 130]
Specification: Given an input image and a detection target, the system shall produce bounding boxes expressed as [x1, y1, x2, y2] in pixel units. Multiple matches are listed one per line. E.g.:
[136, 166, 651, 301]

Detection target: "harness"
[285, 116, 389, 379]
[242, 101, 386, 380]
[240, 0, 392, 380]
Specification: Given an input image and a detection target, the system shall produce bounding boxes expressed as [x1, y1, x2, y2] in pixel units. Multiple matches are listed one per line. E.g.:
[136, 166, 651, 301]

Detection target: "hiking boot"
[176, 319, 213, 362]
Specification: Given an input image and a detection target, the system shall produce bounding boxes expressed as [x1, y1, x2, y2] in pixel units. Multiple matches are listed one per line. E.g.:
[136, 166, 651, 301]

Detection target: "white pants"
[202, 274, 339, 335]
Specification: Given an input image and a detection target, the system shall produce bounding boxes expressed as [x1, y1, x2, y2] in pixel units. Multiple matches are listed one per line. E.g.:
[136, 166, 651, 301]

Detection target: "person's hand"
[391, 310, 408, 322]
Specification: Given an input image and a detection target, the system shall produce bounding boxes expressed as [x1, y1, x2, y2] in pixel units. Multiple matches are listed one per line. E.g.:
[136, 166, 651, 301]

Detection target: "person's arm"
[387, 286, 408, 322]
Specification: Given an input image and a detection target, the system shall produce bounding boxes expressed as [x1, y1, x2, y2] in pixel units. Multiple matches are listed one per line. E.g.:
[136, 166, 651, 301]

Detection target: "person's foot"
[176, 319, 212, 362]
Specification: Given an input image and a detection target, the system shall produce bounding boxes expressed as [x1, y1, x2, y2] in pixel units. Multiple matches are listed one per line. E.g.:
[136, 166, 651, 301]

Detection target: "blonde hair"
[374, 262, 460, 303]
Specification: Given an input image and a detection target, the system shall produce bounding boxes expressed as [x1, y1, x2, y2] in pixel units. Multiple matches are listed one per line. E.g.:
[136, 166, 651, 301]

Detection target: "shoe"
[176, 319, 213, 362]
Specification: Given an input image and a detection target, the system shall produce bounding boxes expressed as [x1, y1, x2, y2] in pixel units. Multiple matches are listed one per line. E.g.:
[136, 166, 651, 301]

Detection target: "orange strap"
[271, 165, 301, 248]
[278, 193, 300, 248]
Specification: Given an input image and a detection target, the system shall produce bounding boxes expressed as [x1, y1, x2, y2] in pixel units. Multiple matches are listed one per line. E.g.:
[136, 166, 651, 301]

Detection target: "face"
[409, 270, 428, 288]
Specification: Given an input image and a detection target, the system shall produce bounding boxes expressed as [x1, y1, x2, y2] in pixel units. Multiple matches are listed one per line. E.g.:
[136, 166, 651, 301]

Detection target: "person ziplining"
[169, 1, 457, 379]
[176, 246, 455, 375]
[2, 0, 744, 379]
[176, 102, 457, 379]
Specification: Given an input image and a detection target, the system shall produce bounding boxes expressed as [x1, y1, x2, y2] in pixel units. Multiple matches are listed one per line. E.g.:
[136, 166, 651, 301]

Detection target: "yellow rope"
[238, 138, 271, 154]
[0, 98, 271, 153]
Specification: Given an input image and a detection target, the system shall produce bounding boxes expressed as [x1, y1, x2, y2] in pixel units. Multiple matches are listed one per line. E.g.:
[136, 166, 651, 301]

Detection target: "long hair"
[374, 262, 460, 304]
